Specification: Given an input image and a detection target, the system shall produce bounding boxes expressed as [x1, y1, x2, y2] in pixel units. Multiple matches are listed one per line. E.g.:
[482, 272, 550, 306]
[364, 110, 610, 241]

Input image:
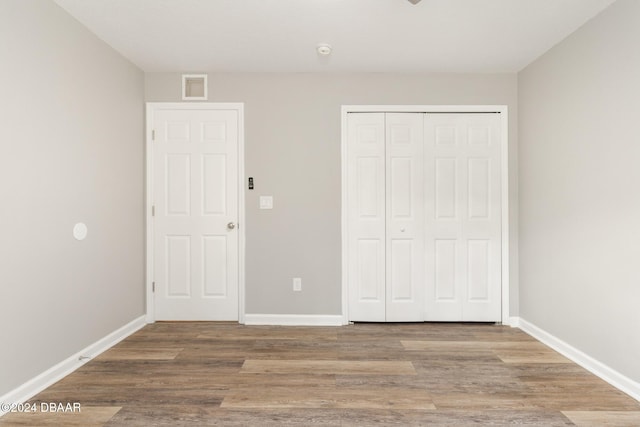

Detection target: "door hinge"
[152, 129, 155, 140]
[151, 205, 155, 217]
[152, 282, 155, 292]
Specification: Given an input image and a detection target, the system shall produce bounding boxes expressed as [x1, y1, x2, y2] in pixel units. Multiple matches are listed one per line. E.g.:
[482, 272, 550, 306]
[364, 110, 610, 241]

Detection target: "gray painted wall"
[146, 73, 519, 317]
[519, 0, 640, 381]
[0, 0, 145, 395]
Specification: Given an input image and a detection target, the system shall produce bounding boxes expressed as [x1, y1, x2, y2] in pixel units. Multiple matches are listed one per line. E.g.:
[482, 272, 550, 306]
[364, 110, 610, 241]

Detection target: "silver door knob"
[227, 222, 236, 230]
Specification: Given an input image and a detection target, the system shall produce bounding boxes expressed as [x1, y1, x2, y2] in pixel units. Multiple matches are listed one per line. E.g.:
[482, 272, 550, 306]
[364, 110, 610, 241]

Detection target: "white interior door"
[347, 113, 424, 322]
[424, 113, 501, 321]
[151, 106, 239, 320]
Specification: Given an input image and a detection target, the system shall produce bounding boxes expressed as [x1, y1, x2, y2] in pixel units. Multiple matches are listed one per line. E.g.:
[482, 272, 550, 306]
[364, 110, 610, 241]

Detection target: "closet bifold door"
[347, 113, 386, 321]
[346, 113, 425, 322]
[384, 113, 424, 321]
[423, 113, 502, 322]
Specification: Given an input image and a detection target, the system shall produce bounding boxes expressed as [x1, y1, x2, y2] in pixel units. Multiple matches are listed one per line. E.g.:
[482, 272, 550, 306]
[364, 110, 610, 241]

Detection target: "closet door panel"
[424, 113, 501, 321]
[347, 113, 386, 321]
[386, 113, 424, 322]
[462, 114, 502, 321]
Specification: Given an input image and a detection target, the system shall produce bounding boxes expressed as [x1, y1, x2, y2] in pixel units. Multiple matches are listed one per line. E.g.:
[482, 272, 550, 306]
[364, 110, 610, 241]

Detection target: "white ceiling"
[53, 0, 616, 73]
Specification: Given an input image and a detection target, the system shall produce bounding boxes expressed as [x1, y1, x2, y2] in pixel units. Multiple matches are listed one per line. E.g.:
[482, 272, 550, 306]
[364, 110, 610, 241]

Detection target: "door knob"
[227, 222, 236, 230]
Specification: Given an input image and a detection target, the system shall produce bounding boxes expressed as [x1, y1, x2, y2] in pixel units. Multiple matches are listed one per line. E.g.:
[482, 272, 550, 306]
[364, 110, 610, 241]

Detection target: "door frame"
[341, 105, 510, 325]
[145, 102, 246, 324]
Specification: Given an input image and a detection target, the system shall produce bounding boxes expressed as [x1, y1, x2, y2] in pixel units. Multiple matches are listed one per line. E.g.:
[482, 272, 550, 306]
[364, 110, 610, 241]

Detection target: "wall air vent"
[182, 74, 208, 100]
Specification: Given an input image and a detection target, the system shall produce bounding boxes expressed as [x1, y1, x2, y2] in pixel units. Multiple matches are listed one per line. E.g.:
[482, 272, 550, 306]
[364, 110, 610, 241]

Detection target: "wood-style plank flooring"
[1, 322, 639, 426]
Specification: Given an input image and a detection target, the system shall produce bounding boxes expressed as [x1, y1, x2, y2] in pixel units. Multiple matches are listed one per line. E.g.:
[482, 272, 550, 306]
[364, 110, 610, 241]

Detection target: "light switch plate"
[259, 196, 273, 209]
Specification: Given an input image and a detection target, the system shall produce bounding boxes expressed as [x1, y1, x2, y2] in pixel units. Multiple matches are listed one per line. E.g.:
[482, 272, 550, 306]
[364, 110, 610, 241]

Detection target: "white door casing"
[342, 106, 509, 324]
[146, 103, 244, 322]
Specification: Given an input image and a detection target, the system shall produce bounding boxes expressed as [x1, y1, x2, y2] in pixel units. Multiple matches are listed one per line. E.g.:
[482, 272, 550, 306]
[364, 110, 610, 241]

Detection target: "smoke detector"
[317, 43, 332, 56]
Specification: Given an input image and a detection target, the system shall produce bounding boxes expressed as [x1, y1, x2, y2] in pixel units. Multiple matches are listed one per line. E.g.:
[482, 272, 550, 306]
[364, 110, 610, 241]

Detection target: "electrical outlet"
[293, 277, 302, 292]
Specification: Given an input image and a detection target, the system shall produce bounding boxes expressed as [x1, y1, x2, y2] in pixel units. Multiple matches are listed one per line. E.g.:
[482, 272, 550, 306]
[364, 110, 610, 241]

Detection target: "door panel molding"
[146, 102, 245, 323]
[341, 105, 509, 324]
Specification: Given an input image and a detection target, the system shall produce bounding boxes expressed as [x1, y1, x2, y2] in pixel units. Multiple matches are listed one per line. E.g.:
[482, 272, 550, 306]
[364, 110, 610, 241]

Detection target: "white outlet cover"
[73, 222, 88, 241]
[259, 196, 273, 209]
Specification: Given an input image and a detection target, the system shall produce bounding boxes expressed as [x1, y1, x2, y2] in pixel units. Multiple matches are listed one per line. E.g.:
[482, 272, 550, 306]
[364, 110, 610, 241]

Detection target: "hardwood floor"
[1, 322, 639, 426]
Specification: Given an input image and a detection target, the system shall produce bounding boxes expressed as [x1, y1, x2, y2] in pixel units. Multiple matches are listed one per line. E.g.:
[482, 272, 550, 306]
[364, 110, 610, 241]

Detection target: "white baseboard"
[508, 316, 520, 327]
[244, 314, 344, 326]
[0, 315, 146, 416]
[518, 317, 640, 402]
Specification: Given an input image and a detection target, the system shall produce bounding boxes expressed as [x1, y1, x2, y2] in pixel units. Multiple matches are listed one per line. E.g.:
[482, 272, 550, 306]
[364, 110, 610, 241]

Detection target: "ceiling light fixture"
[317, 43, 332, 56]
[408, 0, 422, 4]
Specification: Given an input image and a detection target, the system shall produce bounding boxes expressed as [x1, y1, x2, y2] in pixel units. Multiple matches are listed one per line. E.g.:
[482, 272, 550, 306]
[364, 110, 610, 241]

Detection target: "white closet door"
[347, 113, 386, 321]
[424, 113, 501, 321]
[385, 113, 424, 321]
[347, 113, 425, 322]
